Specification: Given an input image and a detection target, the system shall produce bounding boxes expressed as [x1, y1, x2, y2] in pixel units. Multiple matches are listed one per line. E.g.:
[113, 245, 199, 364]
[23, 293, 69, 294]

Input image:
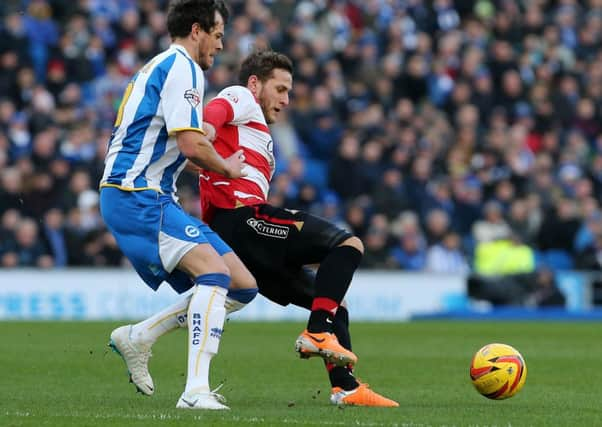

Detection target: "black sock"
[306, 246, 362, 333]
[314, 245, 362, 303]
[332, 305, 351, 350]
[307, 309, 334, 333]
[328, 306, 359, 390]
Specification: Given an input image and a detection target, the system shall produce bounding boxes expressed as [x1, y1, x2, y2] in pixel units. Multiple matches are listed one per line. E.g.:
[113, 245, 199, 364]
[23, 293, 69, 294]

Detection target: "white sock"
[185, 285, 227, 393]
[130, 291, 192, 346]
[178, 296, 248, 333]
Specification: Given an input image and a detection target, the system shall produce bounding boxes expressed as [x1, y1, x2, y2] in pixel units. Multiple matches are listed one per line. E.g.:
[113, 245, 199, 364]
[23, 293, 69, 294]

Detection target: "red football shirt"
[200, 85, 275, 222]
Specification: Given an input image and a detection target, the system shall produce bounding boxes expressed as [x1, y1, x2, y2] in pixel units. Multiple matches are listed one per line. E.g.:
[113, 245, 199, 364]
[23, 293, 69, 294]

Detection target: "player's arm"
[203, 87, 256, 146]
[176, 130, 245, 178]
[184, 161, 201, 174]
[161, 57, 244, 178]
[203, 97, 234, 143]
[183, 98, 233, 175]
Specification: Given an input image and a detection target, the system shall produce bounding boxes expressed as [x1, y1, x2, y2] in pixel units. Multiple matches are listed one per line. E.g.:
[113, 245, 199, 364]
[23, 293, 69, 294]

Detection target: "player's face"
[257, 69, 292, 124]
[195, 11, 224, 70]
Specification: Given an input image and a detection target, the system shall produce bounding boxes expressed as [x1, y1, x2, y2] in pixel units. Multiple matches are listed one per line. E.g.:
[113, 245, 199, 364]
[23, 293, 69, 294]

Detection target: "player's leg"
[206, 225, 258, 315]
[125, 242, 257, 341]
[211, 205, 353, 363]
[128, 279, 193, 345]
[174, 242, 231, 410]
[327, 301, 398, 407]
[102, 190, 234, 408]
[287, 270, 398, 407]
[109, 281, 192, 396]
[152, 252, 257, 331]
[110, 237, 256, 403]
[285, 273, 358, 390]
[281, 270, 358, 389]
[305, 235, 363, 334]
[222, 252, 258, 314]
[281, 210, 361, 365]
[101, 188, 167, 396]
[160, 207, 251, 410]
[108, 272, 194, 397]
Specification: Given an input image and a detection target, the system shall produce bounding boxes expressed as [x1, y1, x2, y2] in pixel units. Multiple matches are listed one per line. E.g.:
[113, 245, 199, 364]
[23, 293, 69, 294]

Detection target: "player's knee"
[238, 270, 257, 290]
[210, 254, 231, 277]
[205, 261, 230, 278]
[340, 236, 364, 255]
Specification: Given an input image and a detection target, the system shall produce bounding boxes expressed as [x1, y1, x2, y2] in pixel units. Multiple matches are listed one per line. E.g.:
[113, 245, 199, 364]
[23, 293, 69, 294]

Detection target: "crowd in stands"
[2, 0, 602, 279]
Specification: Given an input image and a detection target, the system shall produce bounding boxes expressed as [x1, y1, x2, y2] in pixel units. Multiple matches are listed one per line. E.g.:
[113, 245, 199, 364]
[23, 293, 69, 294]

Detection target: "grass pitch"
[1, 320, 600, 426]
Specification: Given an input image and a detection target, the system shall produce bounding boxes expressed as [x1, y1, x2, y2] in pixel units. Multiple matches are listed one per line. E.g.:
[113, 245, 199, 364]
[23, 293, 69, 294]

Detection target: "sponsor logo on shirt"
[246, 218, 289, 239]
[184, 88, 202, 108]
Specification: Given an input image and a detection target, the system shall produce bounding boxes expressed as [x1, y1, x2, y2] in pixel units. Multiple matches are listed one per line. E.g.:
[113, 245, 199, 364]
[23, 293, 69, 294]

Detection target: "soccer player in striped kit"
[199, 50, 398, 407]
[99, 0, 257, 410]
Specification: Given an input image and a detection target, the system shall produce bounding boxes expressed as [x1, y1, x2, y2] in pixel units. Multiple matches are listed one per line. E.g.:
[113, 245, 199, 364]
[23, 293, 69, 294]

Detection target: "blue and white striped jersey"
[100, 44, 205, 195]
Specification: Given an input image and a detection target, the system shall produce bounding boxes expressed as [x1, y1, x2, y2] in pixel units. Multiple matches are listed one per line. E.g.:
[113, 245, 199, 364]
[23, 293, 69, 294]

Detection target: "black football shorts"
[209, 204, 352, 307]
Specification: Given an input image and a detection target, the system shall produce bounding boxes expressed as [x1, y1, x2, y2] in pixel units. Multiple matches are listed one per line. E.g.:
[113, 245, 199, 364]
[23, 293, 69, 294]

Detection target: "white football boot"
[176, 388, 230, 410]
[108, 325, 154, 396]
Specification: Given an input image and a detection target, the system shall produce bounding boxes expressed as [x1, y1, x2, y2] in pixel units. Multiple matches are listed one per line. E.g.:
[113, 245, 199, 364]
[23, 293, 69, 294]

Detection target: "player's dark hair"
[167, 0, 229, 39]
[238, 50, 293, 85]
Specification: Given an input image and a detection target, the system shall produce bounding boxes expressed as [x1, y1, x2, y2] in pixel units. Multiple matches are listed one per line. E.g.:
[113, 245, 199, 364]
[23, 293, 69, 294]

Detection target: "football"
[469, 343, 527, 400]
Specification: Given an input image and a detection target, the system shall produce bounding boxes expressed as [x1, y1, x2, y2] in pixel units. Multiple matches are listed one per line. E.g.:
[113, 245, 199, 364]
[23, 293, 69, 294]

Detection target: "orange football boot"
[330, 382, 399, 407]
[294, 329, 358, 366]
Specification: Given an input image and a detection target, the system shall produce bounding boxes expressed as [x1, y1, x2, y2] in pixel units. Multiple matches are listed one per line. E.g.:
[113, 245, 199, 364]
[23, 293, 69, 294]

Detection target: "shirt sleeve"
[204, 98, 234, 129]
[161, 54, 205, 135]
[213, 86, 257, 126]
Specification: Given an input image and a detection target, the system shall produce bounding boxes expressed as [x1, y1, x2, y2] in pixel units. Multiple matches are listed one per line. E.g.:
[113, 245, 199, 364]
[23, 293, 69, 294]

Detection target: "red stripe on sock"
[325, 362, 336, 372]
[311, 297, 338, 315]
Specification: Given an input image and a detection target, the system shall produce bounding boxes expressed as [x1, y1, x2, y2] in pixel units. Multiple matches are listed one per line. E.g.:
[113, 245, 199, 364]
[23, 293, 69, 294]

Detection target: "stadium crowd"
[1, 0, 602, 277]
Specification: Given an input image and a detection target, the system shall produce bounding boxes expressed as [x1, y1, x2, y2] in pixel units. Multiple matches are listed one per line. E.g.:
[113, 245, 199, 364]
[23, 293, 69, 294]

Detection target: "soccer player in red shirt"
[199, 50, 398, 407]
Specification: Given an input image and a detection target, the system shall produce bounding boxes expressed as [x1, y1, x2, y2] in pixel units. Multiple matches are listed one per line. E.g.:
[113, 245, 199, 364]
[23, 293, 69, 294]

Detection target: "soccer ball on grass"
[469, 343, 527, 400]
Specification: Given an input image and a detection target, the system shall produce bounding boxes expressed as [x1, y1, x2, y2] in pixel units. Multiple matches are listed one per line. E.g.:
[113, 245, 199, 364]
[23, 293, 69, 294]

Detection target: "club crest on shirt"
[185, 225, 200, 237]
[225, 92, 239, 103]
[184, 88, 201, 108]
[246, 218, 289, 239]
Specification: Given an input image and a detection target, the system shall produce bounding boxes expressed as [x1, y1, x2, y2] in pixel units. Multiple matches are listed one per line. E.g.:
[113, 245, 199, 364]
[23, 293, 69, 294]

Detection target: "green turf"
[1, 321, 601, 426]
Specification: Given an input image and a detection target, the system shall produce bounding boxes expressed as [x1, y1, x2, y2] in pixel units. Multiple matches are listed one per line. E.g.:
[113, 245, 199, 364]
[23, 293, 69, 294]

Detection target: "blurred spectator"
[423, 209, 451, 245]
[389, 232, 427, 271]
[361, 226, 391, 270]
[41, 208, 68, 267]
[328, 132, 363, 200]
[3, 217, 53, 268]
[468, 268, 565, 307]
[474, 234, 535, 276]
[537, 198, 581, 256]
[372, 168, 409, 219]
[507, 198, 539, 246]
[0, 209, 20, 259]
[524, 268, 567, 307]
[425, 231, 469, 274]
[0, 168, 23, 214]
[472, 200, 511, 243]
[77, 189, 102, 233]
[576, 231, 602, 271]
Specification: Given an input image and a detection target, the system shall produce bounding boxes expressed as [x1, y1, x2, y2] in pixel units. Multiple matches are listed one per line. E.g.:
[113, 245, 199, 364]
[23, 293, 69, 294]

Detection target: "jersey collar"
[170, 43, 194, 61]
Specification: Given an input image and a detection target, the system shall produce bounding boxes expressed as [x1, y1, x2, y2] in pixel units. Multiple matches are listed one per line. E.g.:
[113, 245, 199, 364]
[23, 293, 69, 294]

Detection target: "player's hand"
[224, 149, 247, 178]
